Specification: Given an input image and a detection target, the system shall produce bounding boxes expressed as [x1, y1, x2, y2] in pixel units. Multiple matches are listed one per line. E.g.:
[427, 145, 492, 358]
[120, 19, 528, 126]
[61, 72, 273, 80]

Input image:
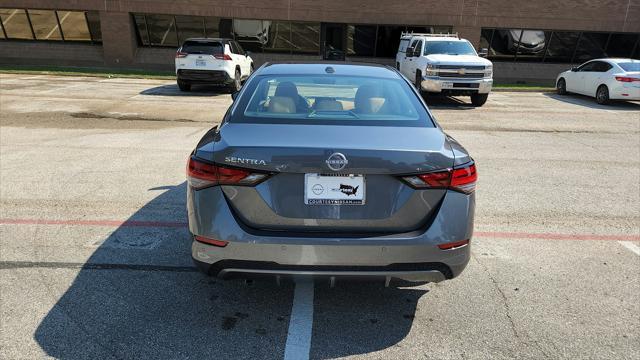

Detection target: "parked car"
[187, 62, 476, 286]
[396, 32, 493, 106]
[556, 58, 640, 104]
[175, 38, 253, 92]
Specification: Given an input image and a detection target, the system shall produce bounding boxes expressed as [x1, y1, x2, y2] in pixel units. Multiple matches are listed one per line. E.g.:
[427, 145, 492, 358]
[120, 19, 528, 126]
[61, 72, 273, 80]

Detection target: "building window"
[86, 11, 101, 42]
[347, 25, 376, 57]
[131, 13, 448, 59]
[607, 33, 637, 58]
[573, 32, 608, 63]
[176, 15, 205, 44]
[57, 11, 92, 41]
[145, 14, 178, 47]
[0, 8, 101, 43]
[28, 10, 62, 40]
[290, 21, 320, 54]
[481, 28, 639, 63]
[0, 9, 33, 40]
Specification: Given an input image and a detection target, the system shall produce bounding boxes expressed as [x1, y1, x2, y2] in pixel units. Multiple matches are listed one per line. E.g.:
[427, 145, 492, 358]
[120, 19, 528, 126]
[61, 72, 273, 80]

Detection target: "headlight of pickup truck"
[426, 64, 438, 76]
[484, 64, 493, 78]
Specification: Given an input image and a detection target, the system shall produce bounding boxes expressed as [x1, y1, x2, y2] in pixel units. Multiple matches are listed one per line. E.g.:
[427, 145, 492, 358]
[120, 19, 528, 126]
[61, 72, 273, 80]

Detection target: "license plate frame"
[441, 81, 454, 89]
[195, 59, 207, 67]
[304, 173, 365, 205]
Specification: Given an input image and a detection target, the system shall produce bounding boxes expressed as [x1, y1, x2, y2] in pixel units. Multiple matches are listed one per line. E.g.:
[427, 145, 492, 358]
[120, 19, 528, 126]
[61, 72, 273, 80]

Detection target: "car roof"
[183, 38, 231, 43]
[588, 58, 638, 64]
[401, 35, 465, 42]
[256, 62, 401, 79]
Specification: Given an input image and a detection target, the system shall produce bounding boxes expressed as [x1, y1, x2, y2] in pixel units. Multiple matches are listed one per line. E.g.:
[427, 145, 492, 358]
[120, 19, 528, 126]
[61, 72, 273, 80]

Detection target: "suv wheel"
[596, 85, 609, 105]
[557, 78, 567, 95]
[177, 80, 191, 92]
[229, 69, 241, 92]
[471, 93, 489, 107]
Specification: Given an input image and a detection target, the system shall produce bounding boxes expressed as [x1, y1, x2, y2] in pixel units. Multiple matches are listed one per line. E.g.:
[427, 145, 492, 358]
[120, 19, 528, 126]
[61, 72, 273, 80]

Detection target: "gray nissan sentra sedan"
[187, 62, 476, 285]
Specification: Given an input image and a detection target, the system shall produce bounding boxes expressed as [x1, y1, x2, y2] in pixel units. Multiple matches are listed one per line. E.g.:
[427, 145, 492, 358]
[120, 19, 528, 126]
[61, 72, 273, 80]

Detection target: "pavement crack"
[472, 254, 552, 359]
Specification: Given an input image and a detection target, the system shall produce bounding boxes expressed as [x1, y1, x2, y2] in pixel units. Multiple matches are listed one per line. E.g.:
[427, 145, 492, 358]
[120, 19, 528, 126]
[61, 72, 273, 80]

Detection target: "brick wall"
[3, 0, 638, 32]
[0, 0, 637, 81]
[0, 41, 104, 67]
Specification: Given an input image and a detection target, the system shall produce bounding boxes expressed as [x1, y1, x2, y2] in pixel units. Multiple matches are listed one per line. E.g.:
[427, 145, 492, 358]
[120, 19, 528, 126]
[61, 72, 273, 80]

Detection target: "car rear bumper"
[421, 77, 493, 94]
[188, 186, 474, 282]
[177, 69, 233, 84]
[609, 83, 640, 100]
[192, 240, 469, 282]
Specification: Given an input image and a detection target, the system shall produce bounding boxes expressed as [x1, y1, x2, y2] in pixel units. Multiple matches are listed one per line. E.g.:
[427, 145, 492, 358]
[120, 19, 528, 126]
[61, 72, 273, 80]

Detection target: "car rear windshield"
[618, 62, 640, 72]
[231, 75, 434, 127]
[181, 41, 223, 55]
[424, 41, 476, 56]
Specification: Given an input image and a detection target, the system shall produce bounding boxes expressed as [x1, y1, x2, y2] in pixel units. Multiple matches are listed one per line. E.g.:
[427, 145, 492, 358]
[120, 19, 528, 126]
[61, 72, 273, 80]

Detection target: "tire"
[556, 78, 567, 95]
[596, 85, 609, 105]
[177, 80, 191, 92]
[471, 93, 489, 107]
[415, 71, 423, 92]
[229, 69, 241, 92]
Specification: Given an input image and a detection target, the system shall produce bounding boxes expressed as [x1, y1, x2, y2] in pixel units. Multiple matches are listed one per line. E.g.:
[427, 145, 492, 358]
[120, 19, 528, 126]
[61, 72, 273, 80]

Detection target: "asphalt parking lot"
[1, 73, 639, 359]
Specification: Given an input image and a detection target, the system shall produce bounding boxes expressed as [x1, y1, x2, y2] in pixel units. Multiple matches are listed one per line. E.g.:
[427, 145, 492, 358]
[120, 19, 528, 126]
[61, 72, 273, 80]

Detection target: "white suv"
[396, 33, 493, 106]
[175, 38, 253, 92]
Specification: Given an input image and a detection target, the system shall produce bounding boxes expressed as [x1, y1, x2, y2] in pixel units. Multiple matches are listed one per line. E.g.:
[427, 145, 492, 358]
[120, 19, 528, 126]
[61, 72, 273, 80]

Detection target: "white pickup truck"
[396, 33, 493, 106]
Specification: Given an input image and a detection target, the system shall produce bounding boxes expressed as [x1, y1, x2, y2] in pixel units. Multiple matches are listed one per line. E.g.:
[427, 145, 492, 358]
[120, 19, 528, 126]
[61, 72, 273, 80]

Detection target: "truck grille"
[438, 65, 485, 70]
[437, 65, 486, 79]
[439, 72, 485, 79]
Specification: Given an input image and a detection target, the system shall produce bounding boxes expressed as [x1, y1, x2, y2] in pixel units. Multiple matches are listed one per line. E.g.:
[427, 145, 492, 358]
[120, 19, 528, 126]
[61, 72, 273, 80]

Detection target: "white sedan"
[556, 58, 639, 104]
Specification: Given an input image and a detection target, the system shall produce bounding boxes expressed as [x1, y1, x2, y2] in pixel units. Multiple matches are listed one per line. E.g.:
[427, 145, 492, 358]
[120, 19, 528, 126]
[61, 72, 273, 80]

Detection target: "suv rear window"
[619, 62, 640, 72]
[181, 41, 223, 55]
[231, 75, 433, 127]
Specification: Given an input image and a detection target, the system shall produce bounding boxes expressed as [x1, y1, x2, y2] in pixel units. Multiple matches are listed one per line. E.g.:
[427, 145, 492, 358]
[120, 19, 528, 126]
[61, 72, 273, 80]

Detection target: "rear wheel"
[177, 80, 191, 92]
[229, 69, 241, 92]
[596, 85, 609, 105]
[471, 93, 488, 107]
[556, 78, 567, 95]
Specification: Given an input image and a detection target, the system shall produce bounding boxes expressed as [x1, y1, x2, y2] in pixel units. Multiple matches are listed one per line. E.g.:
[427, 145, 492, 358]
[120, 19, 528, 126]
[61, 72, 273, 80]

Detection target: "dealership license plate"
[304, 174, 365, 205]
[195, 59, 207, 67]
[441, 82, 454, 89]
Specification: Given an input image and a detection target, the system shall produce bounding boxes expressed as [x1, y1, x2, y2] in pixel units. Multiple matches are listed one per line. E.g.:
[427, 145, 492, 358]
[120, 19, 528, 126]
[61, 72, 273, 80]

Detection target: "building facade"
[1, 0, 639, 84]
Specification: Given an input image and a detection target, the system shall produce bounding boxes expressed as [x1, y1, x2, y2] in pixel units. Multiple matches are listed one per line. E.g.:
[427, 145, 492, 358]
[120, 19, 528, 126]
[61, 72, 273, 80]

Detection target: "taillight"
[402, 162, 477, 194]
[175, 51, 188, 58]
[615, 76, 640, 82]
[214, 54, 233, 60]
[187, 157, 269, 190]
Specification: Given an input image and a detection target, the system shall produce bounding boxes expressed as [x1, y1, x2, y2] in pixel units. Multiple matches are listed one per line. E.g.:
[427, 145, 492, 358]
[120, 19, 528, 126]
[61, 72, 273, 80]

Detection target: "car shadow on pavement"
[544, 92, 640, 111]
[140, 84, 229, 97]
[33, 182, 425, 359]
[423, 95, 477, 110]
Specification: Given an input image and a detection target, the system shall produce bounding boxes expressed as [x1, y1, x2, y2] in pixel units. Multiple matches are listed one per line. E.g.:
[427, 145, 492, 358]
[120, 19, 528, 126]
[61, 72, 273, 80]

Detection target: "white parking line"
[284, 278, 314, 360]
[618, 241, 640, 256]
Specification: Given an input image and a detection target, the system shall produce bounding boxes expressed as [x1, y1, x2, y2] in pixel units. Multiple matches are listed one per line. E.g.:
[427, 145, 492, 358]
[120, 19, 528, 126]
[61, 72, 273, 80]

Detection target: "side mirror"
[571, 67, 578, 72]
[231, 91, 239, 101]
[406, 47, 415, 57]
[478, 48, 489, 58]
